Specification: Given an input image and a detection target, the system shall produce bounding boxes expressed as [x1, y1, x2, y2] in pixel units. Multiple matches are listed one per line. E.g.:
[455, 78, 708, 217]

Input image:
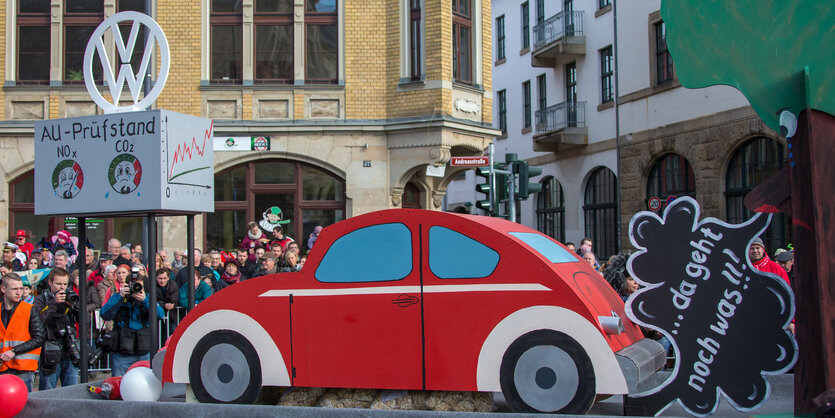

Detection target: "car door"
[290, 222, 424, 390]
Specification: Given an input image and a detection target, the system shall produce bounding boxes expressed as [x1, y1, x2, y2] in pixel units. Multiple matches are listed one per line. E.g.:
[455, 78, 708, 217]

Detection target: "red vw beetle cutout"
[158, 209, 665, 413]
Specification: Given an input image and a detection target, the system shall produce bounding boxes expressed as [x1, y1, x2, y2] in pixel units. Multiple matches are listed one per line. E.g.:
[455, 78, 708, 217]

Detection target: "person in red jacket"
[13, 230, 34, 260]
[748, 237, 790, 286]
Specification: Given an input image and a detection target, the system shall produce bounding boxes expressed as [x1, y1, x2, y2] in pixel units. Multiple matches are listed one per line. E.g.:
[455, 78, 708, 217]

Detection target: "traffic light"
[475, 166, 493, 213]
[516, 160, 543, 199]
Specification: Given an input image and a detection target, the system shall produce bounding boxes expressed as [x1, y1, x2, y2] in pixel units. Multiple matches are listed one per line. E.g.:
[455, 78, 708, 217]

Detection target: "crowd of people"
[0, 222, 322, 391]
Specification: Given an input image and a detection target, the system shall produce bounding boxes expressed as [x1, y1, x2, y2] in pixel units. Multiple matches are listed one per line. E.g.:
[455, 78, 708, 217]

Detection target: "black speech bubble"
[625, 197, 796, 416]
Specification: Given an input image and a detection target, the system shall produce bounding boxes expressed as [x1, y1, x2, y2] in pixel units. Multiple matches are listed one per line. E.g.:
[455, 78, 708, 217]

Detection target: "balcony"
[533, 101, 587, 152]
[531, 11, 586, 68]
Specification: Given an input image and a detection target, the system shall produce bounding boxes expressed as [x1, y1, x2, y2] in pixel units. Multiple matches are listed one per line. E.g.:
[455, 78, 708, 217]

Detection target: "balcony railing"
[535, 101, 586, 135]
[533, 11, 584, 50]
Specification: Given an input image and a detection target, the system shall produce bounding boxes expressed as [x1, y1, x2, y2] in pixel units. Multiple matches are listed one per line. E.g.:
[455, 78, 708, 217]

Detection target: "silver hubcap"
[513, 345, 579, 412]
[200, 343, 251, 402]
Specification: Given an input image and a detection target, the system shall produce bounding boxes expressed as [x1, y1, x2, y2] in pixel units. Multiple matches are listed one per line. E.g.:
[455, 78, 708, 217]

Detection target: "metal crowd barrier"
[87, 306, 187, 373]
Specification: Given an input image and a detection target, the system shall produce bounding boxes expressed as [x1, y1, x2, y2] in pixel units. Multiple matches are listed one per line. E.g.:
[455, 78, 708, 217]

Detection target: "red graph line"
[169, 121, 213, 180]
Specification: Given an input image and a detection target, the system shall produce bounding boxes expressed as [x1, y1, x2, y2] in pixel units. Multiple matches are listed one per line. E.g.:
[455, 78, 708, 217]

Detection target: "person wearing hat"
[218, 259, 243, 290]
[254, 252, 278, 277]
[774, 249, 795, 283]
[2, 243, 24, 272]
[21, 281, 34, 304]
[88, 252, 115, 287]
[748, 237, 790, 287]
[13, 230, 34, 259]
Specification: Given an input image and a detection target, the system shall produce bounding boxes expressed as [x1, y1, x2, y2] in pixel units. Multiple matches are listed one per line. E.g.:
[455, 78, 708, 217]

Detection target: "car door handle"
[392, 294, 419, 308]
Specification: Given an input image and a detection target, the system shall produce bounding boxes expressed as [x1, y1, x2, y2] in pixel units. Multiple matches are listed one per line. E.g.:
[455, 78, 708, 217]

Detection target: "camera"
[56, 325, 81, 366]
[64, 289, 80, 304]
[129, 281, 143, 294]
[131, 266, 140, 280]
[88, 332, 112, 368]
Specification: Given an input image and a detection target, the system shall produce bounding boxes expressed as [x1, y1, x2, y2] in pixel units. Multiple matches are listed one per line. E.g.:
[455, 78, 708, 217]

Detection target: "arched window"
[402, 182, 421, 209]
[583, 166, 618, 260]
[647, 153, 695, 211]
[208, 159, 346, 251]
[726, 137, 789, 252]
[536, 176, 565, 242]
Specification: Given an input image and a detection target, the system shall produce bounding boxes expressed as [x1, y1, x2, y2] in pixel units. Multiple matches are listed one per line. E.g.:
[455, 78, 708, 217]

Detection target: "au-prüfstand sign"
[35, 110, 214, 216]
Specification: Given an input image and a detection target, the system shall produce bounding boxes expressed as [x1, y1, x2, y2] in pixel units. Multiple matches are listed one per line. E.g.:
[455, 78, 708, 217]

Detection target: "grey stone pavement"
[19, 373, 797, 417]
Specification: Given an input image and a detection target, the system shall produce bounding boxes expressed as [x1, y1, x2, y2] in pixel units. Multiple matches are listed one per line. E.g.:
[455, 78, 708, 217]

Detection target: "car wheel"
[189, 330, 262, 403]
[499, 329, 596, 414]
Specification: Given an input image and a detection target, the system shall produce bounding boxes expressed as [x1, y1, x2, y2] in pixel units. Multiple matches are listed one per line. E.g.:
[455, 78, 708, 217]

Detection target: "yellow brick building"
[0, 0, 498, 251]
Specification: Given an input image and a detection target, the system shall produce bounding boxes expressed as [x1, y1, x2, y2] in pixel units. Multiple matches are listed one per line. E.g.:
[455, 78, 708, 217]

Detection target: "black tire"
[189, 330, 262, 403]
[500, 330, 596, 414]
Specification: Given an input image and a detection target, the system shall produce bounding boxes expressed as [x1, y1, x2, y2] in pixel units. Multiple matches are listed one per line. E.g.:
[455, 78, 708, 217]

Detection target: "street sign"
[450, 156, 489, 167]
[648, 196, 662, 211]
[666, 195, 678, 206]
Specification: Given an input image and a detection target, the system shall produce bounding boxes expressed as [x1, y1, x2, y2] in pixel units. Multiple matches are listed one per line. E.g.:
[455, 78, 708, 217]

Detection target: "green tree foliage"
[660, 0, 835, 132]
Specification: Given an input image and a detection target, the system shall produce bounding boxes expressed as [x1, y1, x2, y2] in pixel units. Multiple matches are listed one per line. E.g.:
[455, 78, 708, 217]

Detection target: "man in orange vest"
[0, 272, 45, 391]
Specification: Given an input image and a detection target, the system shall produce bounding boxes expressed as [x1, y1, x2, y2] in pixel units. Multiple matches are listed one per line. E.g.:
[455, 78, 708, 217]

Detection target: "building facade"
[445, 0, 789, 260]
[1, 0, 499, 251]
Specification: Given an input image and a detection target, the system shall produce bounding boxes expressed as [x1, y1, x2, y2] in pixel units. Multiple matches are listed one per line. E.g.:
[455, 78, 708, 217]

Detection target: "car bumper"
[614, 338, 666, 393]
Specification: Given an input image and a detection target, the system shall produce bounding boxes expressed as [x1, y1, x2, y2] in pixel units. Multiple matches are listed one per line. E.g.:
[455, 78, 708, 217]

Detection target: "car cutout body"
[159, 209, 664, 413]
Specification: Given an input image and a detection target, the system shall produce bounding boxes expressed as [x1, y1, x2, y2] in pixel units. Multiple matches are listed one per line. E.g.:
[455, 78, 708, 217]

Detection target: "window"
[564, 0, 574, 33]
[600, 46, 613, 103]
[537, 73, 547, 110]
[316, 223, 412, 283]
[410, 0, 422, 79]
[655, 21, 674, 84]
[496, 15, 505, 61]
[522, 80, 531, 129]
[255, 0, 294, 83]
[209, 160, 345, 250]
[536, 0, 545, 25]
[210, 0, 243, 83]
[565, 62, 577, 126]
[17, 0, 50, 84]
[497, 89, 507, 133]
[452, 0, 472, 84]
[726, 137, 789, 252]
[509, 232, 576, 263]
[537, 177, 565, 242]
[306, 0, 338, 83]
[647, 153, 695, 211]
[521, 2, 530, 50]
[64, 0, 105, 83]
[598, 0, 611, 9]
[429, 227, 498, 278]
[584, 167, 618, 260]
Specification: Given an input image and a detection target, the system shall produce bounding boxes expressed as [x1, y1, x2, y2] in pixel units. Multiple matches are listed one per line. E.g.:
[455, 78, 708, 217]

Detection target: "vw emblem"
[83, 11, 170, 113]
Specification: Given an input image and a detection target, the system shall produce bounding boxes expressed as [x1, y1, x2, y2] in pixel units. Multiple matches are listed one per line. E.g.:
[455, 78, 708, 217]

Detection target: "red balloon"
[127, 360, 151, 372]
[0, 374, 27, 418]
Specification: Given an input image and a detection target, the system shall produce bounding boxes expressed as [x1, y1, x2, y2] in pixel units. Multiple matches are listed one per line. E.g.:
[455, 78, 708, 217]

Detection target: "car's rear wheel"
[500, 330, 596, 414]
[189, 330, 262, 403]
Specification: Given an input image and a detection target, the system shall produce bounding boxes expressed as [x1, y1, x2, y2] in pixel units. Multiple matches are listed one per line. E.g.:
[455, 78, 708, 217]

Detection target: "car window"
[509, 232, 578, 263]
[315, 223, 412, 283]
[429, 226, 499, 279]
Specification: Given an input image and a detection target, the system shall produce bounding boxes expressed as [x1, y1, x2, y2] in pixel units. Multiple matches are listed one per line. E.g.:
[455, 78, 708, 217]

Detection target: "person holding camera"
[32, 267, 81, 390]
[100, 265, 164, 377]
[1, 273, 45, 392]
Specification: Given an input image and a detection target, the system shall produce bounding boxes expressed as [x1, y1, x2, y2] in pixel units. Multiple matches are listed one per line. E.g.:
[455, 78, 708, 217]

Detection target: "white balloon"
[121, 367, 162, 402]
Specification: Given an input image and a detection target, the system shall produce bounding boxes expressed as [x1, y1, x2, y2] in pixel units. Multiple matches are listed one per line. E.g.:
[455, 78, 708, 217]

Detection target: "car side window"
[315, 223, 413, 283]
[509, 232, 578, 263]
[429, 226, 499, 279]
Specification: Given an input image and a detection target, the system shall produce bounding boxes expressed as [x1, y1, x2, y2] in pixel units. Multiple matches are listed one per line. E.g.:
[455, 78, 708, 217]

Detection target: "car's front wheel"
[500, 330, 596, 414]
[189, 330, 262, 403]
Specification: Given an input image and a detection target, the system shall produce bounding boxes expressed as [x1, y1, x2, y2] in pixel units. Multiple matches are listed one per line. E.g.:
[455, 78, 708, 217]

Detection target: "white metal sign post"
[34, 12, 212, 380]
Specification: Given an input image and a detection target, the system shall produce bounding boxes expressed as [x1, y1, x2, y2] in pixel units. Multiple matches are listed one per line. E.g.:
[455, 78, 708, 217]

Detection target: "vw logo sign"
[83, 11, 170, 113]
